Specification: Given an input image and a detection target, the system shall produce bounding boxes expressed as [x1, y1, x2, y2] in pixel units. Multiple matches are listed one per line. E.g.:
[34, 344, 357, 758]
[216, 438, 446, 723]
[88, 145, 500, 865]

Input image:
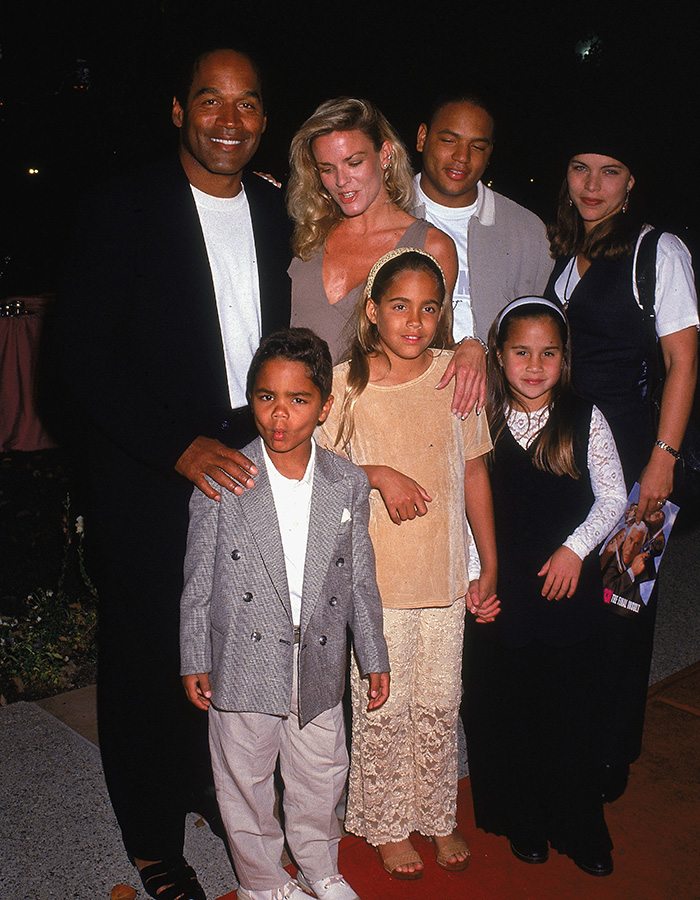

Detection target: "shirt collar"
[262, 439, 316, 491]
[474, 181, 494, 225]
[414, 173, 492, 224]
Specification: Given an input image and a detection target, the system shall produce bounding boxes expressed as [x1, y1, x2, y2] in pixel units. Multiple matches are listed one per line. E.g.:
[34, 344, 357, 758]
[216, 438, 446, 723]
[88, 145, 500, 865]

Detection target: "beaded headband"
[496, 296, 568, 335]
[365, 247, 447, 300]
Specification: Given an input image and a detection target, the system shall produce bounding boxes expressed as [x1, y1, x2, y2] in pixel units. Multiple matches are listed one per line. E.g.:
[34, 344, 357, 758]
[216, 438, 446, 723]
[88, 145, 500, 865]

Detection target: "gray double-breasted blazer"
[180, 437, 389, 727]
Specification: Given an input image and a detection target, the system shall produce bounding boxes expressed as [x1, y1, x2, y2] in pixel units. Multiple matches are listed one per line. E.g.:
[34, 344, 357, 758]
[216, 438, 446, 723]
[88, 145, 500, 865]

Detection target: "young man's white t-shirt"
[415, 178, 478, 340]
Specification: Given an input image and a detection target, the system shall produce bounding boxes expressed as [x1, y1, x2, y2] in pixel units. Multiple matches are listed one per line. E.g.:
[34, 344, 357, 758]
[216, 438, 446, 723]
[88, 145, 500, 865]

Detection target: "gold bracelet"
[655, 439, 681, 460]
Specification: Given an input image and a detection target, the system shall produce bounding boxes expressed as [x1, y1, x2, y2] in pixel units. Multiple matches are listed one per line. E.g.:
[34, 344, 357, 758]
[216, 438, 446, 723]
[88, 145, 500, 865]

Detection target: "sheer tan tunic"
[319, 350, 492, 609]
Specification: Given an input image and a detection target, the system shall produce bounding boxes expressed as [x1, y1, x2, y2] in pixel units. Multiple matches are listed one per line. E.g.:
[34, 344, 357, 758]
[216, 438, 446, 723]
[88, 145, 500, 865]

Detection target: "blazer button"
[335, 557, 345, 568]
[251, 631, 261, 642]
[329, 596, 338, 606]
[319, 635, 327, 645]
[231, 549, 241, 560]
[243, 591, 253, 602]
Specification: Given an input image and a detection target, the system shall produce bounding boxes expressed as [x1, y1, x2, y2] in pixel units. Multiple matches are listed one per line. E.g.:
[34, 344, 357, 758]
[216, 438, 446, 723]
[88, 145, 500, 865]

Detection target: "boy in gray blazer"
[181, 328, 390, 900]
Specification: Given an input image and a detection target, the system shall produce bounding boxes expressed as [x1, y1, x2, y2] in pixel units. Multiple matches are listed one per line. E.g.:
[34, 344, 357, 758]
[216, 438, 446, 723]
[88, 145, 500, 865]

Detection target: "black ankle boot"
[509, 839, 549, 864]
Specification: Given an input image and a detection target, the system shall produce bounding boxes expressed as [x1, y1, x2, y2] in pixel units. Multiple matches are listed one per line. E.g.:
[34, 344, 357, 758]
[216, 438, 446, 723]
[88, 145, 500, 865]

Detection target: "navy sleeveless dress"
[464, 401, 611, 856]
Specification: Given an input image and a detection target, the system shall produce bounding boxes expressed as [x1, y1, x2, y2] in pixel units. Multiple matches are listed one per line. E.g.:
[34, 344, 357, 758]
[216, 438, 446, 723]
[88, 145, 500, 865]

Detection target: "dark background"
[1, 0, 698, 296]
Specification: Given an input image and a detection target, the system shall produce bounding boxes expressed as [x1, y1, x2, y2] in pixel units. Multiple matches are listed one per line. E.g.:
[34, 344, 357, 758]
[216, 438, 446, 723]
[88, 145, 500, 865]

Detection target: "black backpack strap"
[635, 229, 663, 385]
[635, 228, 662, 332]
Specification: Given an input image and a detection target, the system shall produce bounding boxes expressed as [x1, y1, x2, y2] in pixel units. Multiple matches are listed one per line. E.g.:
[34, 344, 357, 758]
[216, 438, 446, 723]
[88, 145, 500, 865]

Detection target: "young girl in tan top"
[319, 248, 499, 881]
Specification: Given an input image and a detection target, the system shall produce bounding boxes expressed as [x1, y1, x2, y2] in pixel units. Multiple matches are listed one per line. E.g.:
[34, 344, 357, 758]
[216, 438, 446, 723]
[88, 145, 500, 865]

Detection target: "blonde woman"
[288, 97, 485, 521]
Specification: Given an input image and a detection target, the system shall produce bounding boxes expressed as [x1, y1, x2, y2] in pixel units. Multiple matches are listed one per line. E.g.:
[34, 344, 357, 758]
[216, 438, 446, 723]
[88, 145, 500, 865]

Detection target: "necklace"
[562, 257, 578, 309]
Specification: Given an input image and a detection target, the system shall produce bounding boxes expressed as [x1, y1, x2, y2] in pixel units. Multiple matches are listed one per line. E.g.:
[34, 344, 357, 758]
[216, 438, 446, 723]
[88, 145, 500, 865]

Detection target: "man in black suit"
[53, 47, 291, 899]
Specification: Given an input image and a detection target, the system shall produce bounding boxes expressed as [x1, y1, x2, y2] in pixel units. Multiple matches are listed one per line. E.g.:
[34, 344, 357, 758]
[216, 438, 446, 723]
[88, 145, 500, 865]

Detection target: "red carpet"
[218, 662, 700, 899]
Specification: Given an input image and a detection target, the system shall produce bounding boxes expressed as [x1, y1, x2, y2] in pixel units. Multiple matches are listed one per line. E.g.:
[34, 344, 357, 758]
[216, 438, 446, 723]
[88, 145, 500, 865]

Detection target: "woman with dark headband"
[545, 131, 698, 802]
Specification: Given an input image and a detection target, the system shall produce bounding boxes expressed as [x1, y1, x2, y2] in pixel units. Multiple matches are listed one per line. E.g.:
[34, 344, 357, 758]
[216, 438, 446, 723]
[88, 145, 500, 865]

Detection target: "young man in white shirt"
[414, 95, 554, 344]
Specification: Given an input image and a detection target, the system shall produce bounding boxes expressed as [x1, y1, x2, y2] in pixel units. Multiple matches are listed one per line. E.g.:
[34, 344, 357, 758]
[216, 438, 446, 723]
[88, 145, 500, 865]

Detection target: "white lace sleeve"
[564, 407, 627, 560]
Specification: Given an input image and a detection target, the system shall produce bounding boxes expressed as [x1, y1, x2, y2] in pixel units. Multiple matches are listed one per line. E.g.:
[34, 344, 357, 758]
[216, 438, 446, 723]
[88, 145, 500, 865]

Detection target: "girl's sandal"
[433, 832, 471, 872]
[379, 848, 424, 881]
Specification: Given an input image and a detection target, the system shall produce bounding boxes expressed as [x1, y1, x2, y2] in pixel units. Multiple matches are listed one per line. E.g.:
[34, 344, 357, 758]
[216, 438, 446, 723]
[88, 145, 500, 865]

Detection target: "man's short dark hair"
[247, 328, 333, 403]
[425, 91, 496, 133]
[172, 44, 265, 109]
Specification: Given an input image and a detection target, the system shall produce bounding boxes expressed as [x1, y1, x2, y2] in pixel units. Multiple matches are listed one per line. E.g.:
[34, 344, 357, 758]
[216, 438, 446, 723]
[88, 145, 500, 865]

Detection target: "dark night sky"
[1, 0, 697, 293]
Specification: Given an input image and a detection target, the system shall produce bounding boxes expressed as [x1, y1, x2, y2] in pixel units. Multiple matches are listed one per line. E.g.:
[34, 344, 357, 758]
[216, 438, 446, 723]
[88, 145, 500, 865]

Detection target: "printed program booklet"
[599, 483, 679, 617]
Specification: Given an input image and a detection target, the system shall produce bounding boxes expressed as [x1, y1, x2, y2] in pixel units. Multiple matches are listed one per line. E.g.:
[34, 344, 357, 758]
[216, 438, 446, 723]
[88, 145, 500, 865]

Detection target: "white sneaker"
[237, 879, 310, 900]
[296, 872, 360, 900]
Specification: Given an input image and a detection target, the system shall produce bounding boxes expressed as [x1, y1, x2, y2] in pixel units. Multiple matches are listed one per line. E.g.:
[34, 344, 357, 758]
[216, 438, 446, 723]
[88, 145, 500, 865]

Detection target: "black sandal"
[137, 857, 206, 900]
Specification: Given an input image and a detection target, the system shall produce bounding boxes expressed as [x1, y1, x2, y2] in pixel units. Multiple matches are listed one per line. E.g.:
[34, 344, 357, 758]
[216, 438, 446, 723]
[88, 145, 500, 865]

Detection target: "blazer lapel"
[300, 450, 346, 638]
[238, 440, 292, 619]
[243, 172, 293, 338]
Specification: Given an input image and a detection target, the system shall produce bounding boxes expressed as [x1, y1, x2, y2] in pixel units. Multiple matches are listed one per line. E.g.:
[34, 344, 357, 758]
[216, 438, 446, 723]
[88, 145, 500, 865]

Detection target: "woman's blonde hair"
[335, 249, 452, 449]
[287, 97, 416, 260]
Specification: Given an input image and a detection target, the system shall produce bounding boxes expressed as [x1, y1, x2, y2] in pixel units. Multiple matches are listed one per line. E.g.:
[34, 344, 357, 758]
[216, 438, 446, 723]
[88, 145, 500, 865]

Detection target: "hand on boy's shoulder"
[176, 436, 258, 500]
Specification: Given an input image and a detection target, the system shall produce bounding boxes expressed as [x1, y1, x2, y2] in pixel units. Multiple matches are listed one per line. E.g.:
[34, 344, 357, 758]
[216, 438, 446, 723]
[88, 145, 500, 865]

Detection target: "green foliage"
[0, 494, 98, 700]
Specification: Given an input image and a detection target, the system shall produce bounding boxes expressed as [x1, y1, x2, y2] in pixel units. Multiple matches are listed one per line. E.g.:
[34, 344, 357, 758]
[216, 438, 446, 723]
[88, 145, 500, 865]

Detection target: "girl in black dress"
[465, 297, 626, 877]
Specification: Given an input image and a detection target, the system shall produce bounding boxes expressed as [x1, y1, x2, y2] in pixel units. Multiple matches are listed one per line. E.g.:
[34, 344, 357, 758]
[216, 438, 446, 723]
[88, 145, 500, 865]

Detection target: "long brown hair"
[335, 249, 451, 449]
[548, 175, 641, 261]
[486, 301, 580, 478]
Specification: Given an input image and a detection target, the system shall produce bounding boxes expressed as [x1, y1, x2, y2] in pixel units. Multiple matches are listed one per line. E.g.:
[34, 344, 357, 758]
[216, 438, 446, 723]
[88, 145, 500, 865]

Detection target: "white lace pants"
[345, 597, 466, 845]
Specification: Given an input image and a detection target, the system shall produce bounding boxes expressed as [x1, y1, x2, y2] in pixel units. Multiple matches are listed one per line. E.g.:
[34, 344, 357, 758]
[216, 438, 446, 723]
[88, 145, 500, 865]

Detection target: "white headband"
[496, 296, 568, 335]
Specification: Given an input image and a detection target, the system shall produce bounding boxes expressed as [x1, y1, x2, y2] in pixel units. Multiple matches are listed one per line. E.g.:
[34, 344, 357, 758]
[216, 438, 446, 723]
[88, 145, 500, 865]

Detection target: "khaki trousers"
[208, 650, 348, 891]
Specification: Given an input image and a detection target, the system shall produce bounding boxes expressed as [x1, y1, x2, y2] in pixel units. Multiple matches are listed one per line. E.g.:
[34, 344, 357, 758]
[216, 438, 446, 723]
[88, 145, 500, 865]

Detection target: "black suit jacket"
[52, 155, 292, 564]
